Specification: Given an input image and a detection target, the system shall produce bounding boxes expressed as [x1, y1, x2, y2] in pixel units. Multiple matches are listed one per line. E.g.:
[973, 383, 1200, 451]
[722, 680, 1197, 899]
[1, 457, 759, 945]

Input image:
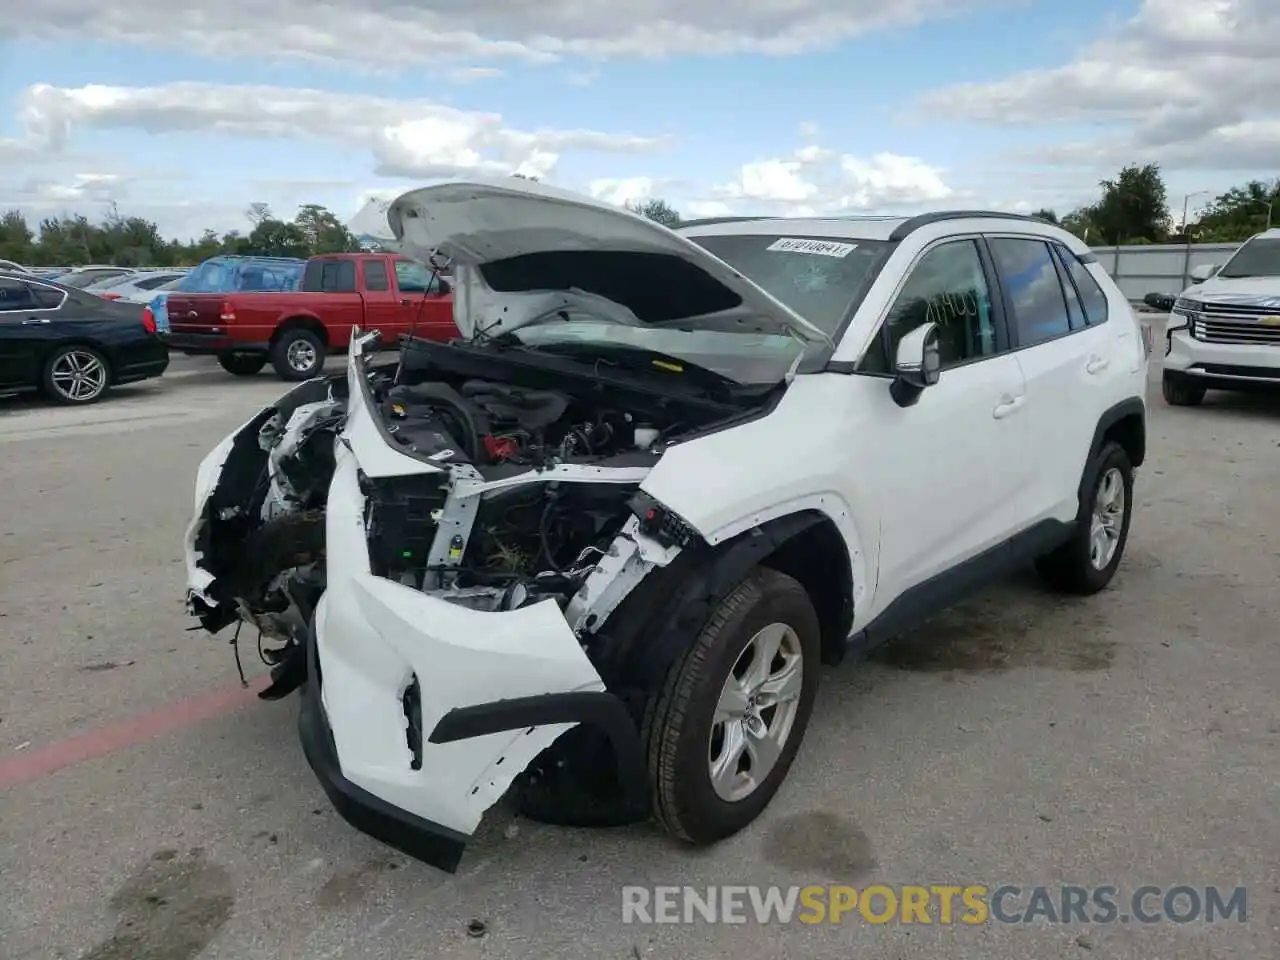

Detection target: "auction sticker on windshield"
[766, 238, 858, 258]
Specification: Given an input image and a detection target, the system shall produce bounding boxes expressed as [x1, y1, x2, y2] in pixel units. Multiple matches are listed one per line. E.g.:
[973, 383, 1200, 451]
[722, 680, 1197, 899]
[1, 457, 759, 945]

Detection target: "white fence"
[1089, 243, 1240, 301]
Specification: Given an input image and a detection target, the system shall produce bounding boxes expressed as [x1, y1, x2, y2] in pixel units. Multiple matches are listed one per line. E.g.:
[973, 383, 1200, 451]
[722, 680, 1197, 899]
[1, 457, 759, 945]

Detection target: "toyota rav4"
[183, 178, 1150, 873]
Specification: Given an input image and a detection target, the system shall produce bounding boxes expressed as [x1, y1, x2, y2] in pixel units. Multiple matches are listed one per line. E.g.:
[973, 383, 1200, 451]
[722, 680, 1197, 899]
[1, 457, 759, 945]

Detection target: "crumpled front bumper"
[298, 445, 647, 872]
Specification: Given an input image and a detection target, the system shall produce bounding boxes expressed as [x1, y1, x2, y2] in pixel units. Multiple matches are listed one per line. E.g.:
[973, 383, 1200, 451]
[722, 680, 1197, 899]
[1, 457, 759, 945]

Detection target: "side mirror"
[890, 321, 941, 408]
[435, 278, 451, 296]
[1143, 292, 1175, 312]
[1188, 263, 1218, 284]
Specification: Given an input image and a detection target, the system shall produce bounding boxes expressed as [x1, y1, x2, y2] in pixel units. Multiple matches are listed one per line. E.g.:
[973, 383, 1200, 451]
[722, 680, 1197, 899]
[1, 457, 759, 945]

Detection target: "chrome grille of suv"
[1191, 317, 1280, 345]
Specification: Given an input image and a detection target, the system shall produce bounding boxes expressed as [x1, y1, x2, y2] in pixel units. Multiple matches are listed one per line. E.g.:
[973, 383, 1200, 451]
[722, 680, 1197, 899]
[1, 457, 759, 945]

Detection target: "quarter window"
[988, 238, 1072, 347]
[1056, 245, 1109, 325]
[364, 260, 389, 291]
[859, 239, 997, 373]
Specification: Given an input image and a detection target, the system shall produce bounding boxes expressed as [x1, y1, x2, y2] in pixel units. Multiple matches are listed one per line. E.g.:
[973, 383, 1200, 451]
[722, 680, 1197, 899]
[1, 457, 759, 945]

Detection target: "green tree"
[626, 198, 682, 228]
[1189, 178, 1279, 243]
[1030, 208, 1059, 224]
[294, 203, 360, 254]
[1090, 163, 1171, 245]
[0, 210, 35, 264]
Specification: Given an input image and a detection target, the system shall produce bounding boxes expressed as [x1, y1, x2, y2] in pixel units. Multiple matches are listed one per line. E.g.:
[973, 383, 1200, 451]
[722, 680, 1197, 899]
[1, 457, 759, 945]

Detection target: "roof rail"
[888, 210, 1054, 242]
[676, 216, 770, 229]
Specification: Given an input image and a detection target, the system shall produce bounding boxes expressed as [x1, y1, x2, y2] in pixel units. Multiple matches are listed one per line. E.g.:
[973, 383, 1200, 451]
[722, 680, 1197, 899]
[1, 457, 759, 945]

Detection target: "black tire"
[41, 344, 112, 405]
[1162, 372, 1206, 406]
[1035, 440, 1134, 595]
[270, 327, 325, 382]
[516, 725, 647, 828]
[645, 567, 821, 845]
[218, 352, 267, 376]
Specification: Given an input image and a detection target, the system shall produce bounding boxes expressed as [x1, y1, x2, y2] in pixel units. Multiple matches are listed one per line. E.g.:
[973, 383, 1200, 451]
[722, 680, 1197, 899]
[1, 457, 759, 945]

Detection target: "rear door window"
[364, 260, 390, 291]
[988, 238, 1073, 347]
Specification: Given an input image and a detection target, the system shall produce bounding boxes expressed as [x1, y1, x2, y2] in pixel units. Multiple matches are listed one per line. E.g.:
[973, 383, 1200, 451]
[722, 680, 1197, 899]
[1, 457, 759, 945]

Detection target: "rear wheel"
[218, 352, 266, 376]
[1035, 440, 1134, 595]
[271, 328, 325, 381]
[1162, 372, 1206, 406]
[42, 345, 111, 405]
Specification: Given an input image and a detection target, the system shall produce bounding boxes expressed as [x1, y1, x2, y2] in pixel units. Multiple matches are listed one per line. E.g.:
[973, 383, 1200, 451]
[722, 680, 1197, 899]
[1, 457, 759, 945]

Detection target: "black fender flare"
[1087, 397, 1146, 467]
[588, 512, 830, 711]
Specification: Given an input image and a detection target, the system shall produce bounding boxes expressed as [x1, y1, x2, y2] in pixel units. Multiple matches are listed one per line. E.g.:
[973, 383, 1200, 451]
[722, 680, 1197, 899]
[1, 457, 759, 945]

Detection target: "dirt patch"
[762, 811, 876, 877]
[870, 585, 1116, 673]
[79, 848, 234, 960]
[315, 855, 398, 909]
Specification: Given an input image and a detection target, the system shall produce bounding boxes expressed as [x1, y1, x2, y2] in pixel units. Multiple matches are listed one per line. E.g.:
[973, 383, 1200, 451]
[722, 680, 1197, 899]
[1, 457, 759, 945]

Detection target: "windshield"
[1217, 237, 1280, 279]
[685, 233, 891, 336]
[510, 319, 808, 386]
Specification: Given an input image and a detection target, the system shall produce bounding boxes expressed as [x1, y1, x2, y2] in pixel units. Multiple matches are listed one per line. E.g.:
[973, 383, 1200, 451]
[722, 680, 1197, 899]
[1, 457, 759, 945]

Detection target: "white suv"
[1164, 228, 1280, 405]
[184, 179, 1149, 872]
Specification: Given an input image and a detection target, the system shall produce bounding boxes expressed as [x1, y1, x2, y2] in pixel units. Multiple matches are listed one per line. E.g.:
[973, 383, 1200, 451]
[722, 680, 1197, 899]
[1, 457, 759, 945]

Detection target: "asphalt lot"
[1, 344, 1278, 959]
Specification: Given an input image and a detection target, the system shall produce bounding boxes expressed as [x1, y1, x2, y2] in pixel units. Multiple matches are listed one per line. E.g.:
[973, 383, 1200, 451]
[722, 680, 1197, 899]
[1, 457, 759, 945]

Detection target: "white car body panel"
[349, 177, 832, 347]
[316, 446, 606, 834]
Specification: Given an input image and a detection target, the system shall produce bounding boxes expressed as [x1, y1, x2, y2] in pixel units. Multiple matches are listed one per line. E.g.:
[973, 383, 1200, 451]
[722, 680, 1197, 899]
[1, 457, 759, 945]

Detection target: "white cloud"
[589, 176, 657, 207]
[694, 149, 953, 216]
[4, 82, 666, 181]
[797, 121, 821, 139]
[918, 0, 1280, 170]
[9, 0, 980, 70]
[443, 67, 505, 84]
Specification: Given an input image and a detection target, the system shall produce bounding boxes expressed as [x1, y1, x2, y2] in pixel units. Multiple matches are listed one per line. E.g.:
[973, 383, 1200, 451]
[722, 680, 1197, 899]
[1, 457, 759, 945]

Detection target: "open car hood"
[347, 178, 833, 346]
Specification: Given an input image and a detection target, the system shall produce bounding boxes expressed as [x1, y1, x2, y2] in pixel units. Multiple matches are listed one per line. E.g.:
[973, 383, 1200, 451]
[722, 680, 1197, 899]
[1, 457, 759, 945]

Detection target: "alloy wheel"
[1089, 466, 1126, 570]
[708, 622, 804, 803]
[51, 350, 108, 402]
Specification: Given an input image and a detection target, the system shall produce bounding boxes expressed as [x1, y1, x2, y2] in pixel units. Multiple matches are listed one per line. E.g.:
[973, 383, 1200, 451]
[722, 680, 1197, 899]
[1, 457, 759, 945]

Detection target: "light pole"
[1181, 190, 1211, 287]
[1248, 197, 1274, 231]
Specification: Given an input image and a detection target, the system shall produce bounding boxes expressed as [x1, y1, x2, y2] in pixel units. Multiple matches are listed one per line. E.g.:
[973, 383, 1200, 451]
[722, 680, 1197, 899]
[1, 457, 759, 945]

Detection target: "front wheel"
[1162, 372, 1206, 406]
[218, 352, 267, 376]
[270, 328, 325, 381]
[1035, 440, 1134, 595]
[646, 567, 821, 845]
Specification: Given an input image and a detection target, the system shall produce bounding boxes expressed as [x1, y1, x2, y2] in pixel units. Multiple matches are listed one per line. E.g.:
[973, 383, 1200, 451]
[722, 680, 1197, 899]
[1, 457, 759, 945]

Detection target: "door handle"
[400, 298, 412, 306]
[21, 317, 49, 325]
[1086, 355, 1110, 375]
[992, 395, 1025, 419]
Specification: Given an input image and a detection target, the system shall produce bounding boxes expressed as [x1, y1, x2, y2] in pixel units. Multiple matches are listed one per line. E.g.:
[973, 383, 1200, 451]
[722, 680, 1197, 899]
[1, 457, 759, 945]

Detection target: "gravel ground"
[0, 348, 1277, 960]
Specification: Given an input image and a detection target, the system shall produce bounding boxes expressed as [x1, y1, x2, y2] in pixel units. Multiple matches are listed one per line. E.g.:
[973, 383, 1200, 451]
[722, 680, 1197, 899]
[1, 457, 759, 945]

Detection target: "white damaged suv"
[184, 178, 1149, 872]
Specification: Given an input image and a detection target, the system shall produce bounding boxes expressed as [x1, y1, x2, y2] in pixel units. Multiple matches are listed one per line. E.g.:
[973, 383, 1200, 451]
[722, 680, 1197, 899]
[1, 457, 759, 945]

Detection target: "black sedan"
[0, 272, 169, 405]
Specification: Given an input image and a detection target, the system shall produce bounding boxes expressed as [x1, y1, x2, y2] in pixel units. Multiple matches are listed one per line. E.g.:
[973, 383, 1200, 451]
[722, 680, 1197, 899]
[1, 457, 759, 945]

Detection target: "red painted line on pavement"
[0, 675, 270, 791]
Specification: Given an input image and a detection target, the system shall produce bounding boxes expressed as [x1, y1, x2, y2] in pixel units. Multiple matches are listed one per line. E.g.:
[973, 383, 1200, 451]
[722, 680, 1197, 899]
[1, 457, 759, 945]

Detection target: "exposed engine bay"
[188, 332, 777, 698]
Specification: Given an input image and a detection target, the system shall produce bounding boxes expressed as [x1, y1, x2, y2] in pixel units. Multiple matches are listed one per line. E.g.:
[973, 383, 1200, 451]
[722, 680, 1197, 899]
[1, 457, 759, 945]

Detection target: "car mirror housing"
[890, 321, 940, 407]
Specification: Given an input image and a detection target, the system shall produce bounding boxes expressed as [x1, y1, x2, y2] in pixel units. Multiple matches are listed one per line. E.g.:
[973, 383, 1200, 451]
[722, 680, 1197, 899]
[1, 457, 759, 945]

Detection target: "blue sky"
[2, 0, 1276, 240]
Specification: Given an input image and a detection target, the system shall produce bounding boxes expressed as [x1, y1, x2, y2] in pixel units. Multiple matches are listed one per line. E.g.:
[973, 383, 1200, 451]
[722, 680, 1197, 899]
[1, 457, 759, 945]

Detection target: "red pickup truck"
[159, 252, 458, 380]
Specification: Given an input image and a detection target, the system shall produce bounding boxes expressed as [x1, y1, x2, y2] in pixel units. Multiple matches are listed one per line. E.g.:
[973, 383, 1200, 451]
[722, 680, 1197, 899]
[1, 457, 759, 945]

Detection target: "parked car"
[52, 266, 138, 289]
[1162, 228, 1280, 405]
[87, 270, 190, 303]
[0, 271, 168, 404]
[147, 255, 307, 342]
[0, 259, 32, 274]
[159, 252, 455, 381]
[181, 178, 1149, 872]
